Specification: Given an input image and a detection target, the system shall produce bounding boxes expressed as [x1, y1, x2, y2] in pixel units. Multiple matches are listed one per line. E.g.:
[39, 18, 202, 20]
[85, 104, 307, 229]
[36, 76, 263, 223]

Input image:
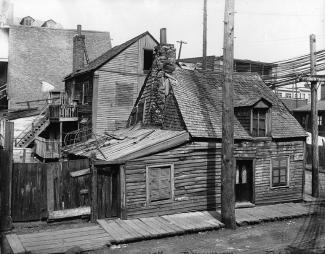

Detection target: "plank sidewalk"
[7, 202, 314, 254]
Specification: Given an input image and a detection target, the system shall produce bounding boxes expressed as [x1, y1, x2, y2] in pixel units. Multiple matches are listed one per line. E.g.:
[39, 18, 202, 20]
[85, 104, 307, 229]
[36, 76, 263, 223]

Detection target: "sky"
[9, 0, 325, 62]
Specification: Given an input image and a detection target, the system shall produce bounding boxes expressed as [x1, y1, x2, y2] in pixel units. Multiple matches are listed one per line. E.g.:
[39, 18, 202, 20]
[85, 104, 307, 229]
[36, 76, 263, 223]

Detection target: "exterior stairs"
[15, 107, 50, 148]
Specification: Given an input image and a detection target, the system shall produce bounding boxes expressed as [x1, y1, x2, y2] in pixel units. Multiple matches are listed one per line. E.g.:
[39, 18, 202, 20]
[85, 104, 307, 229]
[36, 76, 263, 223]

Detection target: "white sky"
[11, 0, 325, 62]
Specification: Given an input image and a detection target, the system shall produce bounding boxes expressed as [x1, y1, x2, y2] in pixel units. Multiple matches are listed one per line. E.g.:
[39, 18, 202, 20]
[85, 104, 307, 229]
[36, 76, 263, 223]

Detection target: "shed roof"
[170, 68, 306, 139]
[65, 31, 158, 80]
[292, 100, 325, 112]
[63, 125, 190, 164]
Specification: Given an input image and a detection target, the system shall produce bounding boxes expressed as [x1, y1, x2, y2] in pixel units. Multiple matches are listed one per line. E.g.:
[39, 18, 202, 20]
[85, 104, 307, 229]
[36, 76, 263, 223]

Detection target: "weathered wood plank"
[48, 207, 90, 220]
[6, 234, 26, 254]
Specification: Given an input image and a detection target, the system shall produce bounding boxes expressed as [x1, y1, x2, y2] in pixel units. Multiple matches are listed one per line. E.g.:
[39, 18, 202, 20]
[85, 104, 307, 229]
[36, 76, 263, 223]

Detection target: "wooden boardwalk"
[97, 211, 224, 244]
[234, 202, 313, 226]
[6, 203, 314, 254]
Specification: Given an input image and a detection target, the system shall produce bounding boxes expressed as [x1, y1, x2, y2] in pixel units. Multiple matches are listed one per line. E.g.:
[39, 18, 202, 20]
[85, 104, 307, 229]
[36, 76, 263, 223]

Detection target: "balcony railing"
[49, 104, 78, 121]
[35, 137, 60, 159]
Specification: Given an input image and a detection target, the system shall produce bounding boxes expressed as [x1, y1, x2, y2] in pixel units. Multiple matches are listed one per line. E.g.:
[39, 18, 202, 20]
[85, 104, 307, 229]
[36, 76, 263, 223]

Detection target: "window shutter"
[115, 83, 134, 107]
[148, 165, 172, 202]
[159, 166, 171, 199]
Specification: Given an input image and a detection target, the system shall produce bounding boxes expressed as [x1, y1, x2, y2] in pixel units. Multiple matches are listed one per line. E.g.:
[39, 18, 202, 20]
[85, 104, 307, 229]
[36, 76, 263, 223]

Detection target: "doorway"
[235, 160, 253, 203]
[97, 167, 119, 219]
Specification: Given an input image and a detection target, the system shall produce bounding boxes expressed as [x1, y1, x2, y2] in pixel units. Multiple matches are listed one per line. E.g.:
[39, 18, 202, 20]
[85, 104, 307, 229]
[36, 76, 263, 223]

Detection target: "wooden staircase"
[15, 106, 50, 148]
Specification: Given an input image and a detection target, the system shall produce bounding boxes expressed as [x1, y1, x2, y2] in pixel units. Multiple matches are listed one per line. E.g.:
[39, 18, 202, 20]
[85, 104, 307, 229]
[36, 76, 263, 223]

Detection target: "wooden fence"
[11, 158, 90, 222]
[306, 143, 325, 168]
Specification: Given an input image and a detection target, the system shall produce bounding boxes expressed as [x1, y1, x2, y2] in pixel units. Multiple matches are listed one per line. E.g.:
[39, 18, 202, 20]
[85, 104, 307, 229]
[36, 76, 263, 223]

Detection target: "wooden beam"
[299, 76, 325, 82]
[90, 153, 98, 222]
[221, 0, 236, 229]
[310, 34, 319, 198]
[5, 234, 26, 254]
[119, 164, 126, 219]
[48, 207, 90, 221]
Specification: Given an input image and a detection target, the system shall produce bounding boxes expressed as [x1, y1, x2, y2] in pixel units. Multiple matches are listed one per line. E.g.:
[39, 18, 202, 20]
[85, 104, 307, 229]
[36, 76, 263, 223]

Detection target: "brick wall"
[7, 26, 111, 111]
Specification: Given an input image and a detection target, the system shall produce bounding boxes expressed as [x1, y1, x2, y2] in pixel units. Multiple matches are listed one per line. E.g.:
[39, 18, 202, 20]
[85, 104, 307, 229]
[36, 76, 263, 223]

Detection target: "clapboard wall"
[123, 139, 304, 219]
[95, 34, 157, 134]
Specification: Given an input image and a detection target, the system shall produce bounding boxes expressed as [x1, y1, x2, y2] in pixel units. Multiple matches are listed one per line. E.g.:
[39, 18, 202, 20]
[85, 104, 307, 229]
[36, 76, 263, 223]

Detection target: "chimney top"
[160, 28, 167, 45]
[77, 24, 82, 35]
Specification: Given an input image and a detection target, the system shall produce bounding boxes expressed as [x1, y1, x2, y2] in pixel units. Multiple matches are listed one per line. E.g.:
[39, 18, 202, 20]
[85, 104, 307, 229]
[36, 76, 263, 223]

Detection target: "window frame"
[270, 157, 290, 188]
[251, 108, 269, 137]
[82, 81, 90, 105]
[143, 48, 154, 73]
[146, 164, 174, 205]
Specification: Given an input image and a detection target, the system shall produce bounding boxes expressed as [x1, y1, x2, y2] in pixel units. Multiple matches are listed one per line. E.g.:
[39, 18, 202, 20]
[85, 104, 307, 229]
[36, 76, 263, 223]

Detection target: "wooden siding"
[95, 34, 157, 134]
[124, 139, 304, 219]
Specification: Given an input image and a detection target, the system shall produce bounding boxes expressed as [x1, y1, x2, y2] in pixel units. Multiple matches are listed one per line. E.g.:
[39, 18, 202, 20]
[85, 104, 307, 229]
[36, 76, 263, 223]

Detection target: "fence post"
[1, 121, 14, 252]
[90, 153, 98, 222]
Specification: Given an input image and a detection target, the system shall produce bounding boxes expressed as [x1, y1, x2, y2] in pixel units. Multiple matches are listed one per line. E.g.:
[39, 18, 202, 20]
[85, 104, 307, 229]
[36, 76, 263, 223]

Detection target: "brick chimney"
[73, 25, 85, 72]
[152, 28, 176, 76]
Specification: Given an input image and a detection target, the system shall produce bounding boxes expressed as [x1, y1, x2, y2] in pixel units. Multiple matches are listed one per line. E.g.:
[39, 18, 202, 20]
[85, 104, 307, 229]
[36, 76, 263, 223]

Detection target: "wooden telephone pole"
[300, 34, 325, 197]
[221, 0, 236, 229]
[202, 0, 207, 70]
[176, 40, 187, 60]
[310, 34, 319, 198]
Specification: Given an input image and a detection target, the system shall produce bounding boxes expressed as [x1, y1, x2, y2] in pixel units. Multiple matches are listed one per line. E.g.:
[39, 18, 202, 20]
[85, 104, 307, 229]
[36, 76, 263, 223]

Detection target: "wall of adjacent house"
[7, 26, 111, 111]
[123, 139, 304, 219]
[95, 34, 157, 134]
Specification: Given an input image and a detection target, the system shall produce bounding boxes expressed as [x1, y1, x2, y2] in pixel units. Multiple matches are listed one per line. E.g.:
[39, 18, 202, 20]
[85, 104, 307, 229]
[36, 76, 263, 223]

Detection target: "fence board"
[11, 158, 91, 222]
[306, 143, 325, 167]
[12, 163, 47, 221]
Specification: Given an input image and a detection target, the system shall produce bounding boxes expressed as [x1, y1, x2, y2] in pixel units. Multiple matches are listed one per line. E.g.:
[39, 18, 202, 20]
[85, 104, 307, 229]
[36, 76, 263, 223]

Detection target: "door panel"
[235, 160, 253, 202]
[97, 167, 119, 219]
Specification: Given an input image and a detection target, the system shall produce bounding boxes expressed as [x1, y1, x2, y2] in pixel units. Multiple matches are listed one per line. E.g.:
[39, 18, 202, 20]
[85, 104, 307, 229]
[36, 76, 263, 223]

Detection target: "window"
[285, 93, 292, 98]
[252, 109, 267, 137]
[271, 157, 289, 187]
[82, 81, 90, 105]
[115, 83, 134, 107]
[136, 101, 145, 123]
[143, 49, 154, 72]
[276, 92, 282, 98]
[318, 115, 323, 126]
[146, 164, 174, 203]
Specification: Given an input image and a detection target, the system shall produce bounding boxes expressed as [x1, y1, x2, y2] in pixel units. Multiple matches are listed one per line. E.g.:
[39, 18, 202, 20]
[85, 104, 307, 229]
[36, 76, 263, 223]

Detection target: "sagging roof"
[65, 31, 158, 80]
[292, 100, 325, 112]
[170, 68, 306, 139]
[63, 125, 190, 164]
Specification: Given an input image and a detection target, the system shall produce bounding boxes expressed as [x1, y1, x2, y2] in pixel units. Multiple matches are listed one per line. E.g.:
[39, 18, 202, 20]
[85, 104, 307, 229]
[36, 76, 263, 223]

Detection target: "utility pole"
[176, 40, 187, 60]
[310, 34, 319, 198]
[202, 0, 208, 70]
[221, 0, 236, 229]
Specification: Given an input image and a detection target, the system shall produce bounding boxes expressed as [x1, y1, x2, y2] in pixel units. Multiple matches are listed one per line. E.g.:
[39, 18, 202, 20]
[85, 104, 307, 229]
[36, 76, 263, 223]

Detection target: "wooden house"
[14, 30, 158, 163]
[63, 31, 158, 135]
[63, 37, 307, 220]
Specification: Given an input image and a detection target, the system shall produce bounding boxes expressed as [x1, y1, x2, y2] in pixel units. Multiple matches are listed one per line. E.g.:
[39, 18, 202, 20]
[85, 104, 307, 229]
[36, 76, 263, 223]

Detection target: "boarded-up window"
[143, 49, 153, 71]
[115, 83, 134, 107]
[147, 165, 173, 203]
[271, 157, 289, 187]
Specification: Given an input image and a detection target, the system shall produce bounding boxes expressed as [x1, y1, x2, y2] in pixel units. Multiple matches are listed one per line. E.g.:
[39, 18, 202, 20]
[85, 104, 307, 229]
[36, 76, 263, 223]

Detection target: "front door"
[235, 160, 253, 202]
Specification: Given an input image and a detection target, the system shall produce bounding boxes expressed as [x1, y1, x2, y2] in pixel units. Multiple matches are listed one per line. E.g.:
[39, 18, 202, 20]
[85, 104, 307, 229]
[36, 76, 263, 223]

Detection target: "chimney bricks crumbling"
[73, 24, 86, 72]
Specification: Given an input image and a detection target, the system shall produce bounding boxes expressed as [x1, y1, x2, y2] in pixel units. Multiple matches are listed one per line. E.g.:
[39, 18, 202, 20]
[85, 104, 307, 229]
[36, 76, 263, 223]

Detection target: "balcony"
[35, 137, 60, 159]
[48, 104, 78, 122]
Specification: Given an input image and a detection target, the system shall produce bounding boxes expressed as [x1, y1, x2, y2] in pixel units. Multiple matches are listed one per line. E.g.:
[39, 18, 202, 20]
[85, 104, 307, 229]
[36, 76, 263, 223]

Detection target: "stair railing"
[14, 103, 50, 147]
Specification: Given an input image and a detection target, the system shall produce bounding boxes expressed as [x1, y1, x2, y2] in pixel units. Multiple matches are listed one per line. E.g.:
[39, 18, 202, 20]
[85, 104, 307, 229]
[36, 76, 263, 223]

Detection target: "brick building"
[0, 1, 111, 113]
